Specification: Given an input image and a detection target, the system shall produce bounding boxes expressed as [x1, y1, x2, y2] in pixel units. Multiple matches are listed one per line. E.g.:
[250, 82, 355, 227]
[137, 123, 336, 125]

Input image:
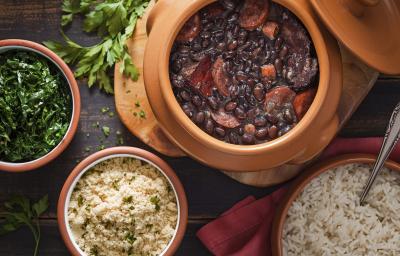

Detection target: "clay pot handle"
[343, 0, 381, 17]
[147, 0, 170, 35]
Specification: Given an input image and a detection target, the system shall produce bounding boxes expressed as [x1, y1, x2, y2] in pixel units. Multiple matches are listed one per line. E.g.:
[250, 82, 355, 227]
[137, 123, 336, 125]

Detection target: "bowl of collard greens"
[0, 39, 81, 172]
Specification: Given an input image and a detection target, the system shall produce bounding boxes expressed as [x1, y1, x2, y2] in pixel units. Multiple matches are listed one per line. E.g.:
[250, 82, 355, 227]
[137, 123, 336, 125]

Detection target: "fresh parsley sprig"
[0, 195, 49, 256]
[44, 0, 150, 94]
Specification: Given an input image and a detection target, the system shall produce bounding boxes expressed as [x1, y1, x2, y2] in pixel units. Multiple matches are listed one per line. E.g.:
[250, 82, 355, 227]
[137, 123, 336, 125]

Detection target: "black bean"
[238, 127, 244, 135]
[254, 116, 267, 127]
[229, 132, 239, 144]
[274, 58, 283, 74]
[182, 104, 194, 118]
[268, 125, 278, 139]
[255, 128, 268, 139]
[275, 37, 283, 49]
[279, 45, 288, 59]
[253, 84, 265, 101]
[180, 90, 191, 101]
[192, 95, 202, 107]
[225, 101, 237, 112]
[207, 96, 219, 110]
[202, 39, 210, 48]
[242, 133, 255, 145]
[227, 40, 238, 50]
[215, 127, 226, 137]
[278, 125, 292, 137]
[234, 107, 246, 119]
[205, 120, 214, 134]
[229, 85, 240, 99]
[284, 108, 295, 123]
[217, 42, 226, 51]
[194, 112, 205, 124]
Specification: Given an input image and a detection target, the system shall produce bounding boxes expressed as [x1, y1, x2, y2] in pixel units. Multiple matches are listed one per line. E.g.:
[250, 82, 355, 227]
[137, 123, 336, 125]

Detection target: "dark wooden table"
[0, 1, 399, 255]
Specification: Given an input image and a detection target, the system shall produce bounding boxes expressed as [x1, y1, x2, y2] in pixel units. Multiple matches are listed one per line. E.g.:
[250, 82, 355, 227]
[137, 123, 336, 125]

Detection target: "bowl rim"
[57, 146, 188, 256]
[0, 39, 81, 172]
[157, 0, 332, 153]
[270, 153, 400, 255]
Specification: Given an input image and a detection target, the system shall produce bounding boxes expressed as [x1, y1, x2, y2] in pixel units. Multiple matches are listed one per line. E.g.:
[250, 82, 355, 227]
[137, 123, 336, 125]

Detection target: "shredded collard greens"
[44, 0, 150, 93]
[0, 51, 72, 162]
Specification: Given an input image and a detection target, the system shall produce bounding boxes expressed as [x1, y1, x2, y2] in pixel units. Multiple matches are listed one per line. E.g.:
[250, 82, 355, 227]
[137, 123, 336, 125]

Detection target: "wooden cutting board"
[114, 1, 379, 187]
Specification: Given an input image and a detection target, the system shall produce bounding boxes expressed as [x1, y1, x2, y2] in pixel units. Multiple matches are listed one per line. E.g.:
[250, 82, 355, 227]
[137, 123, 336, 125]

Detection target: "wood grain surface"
[0, 0, 399, 255]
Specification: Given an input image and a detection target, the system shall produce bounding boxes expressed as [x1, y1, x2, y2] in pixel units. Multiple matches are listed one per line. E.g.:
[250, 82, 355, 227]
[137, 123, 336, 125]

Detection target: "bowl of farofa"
[271, 154, 400, 255]
[0, 39, 80, 172]
[58, 147, 188, 256]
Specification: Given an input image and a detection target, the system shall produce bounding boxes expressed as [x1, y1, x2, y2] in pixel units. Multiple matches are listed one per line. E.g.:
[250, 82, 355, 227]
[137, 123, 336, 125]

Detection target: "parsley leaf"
[44, 0, 150, 94]
[0, 195, 49, 256]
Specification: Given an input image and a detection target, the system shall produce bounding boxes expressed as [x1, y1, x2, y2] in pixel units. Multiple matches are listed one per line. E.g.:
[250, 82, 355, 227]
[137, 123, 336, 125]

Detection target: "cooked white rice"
[68, 157, 178, 256]
[283, 163, 400, 256]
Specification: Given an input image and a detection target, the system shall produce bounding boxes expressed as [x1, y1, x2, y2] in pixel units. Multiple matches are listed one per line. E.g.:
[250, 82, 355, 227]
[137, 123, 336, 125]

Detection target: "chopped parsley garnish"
[123, 196, 133, 204]
[125, 232, 136, 244]
[135, 100, 140, 107]
[101, 107, 110, 113]
[0, 51, 72, 162]
[150, 196, 160, 211]
[112, 180, 120, 190]
[139, 110, 146, 119]
[102, 126, 110, 137]
[77, 195, 84, 207]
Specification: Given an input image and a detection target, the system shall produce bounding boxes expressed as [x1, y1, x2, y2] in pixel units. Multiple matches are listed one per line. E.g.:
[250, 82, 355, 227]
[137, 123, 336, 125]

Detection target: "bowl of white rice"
[58, 147, 188, 256]
[271, 154, 400, 256]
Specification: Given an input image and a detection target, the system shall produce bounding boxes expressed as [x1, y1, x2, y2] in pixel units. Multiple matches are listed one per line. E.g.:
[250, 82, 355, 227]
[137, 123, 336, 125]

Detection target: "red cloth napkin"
[197, 137, 400, 256]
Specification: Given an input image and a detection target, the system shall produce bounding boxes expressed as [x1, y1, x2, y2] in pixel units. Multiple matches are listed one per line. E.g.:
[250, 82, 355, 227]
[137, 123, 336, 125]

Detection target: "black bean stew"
[169, 0, 319, 145]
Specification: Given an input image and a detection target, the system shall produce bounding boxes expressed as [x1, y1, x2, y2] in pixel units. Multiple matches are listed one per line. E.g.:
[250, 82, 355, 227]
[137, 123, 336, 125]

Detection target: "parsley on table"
[0, 51, 72, 162]
[44, 0, 150, 94]
[0, 195, 49, 256]
[102, 126, 111, 137]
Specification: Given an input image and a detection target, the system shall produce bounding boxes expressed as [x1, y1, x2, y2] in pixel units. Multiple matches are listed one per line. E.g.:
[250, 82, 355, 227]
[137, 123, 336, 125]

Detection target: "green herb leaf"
[149, 196, 160, 211]
[45, 0, 150, 93]
[102, 126, 110, 137]
[0, 195, 49, 256]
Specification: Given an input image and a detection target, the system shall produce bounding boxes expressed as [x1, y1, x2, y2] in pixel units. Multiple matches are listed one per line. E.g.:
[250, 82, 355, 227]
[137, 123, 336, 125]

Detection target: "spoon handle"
[360, 102, 400, 204]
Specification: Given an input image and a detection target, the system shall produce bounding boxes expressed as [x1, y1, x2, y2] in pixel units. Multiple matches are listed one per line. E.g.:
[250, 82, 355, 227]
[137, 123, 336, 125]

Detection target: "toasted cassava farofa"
[68, 157, 178, 256]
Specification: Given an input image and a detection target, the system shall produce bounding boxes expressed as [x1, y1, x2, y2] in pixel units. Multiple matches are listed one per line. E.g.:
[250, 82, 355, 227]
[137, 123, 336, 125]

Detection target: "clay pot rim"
[157, 0, 331, 154]
[0, 39, 81, 172]
[270, 153, 400, 255]
[57, 147, 188, 256]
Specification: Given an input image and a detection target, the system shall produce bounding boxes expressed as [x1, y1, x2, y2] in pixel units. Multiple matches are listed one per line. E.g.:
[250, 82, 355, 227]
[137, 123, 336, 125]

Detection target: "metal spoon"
[360, 102, 400, 204]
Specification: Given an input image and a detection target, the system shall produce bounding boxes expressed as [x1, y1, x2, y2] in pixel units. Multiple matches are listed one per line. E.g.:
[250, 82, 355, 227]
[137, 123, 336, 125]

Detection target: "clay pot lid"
[310, 0, 400, 75]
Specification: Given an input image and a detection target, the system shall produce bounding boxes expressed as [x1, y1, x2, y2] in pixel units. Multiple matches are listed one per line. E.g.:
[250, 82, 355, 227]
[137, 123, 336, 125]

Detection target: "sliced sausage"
[293, 87, 317, 120]
[211, 109, 241, 128]
[262, 21, 279, 40]
[176, 14, 201, 42]
[211, 57, 230, 97]
[189, 56, 214, 96]
[239, 0, 270, 31]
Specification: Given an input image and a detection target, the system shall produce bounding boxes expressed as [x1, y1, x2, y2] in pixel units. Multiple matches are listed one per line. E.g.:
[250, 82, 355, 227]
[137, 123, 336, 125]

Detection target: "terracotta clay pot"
[271, 154, 400, 255]
[144, 0, 342, 172]
[0, 39, 81, 172]
[58, 147, 188, 256]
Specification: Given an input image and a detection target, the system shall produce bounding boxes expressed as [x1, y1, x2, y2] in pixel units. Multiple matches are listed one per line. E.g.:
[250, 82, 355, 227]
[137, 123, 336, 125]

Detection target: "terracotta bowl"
[144, 0, 343, 173]
[271, 154, 400, 255]
[58, 147, 188, 256]
[0, 39, 81, 172]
